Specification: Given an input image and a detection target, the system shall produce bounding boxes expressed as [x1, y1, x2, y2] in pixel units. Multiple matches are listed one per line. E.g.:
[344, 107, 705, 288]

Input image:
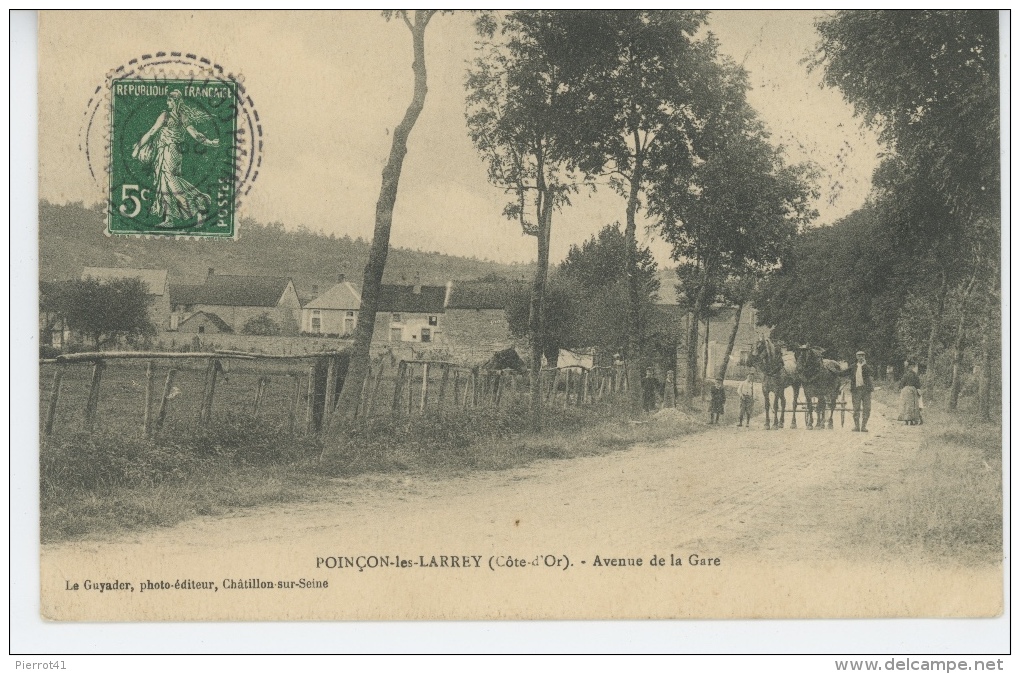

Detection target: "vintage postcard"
[36, 10, 1004, 624]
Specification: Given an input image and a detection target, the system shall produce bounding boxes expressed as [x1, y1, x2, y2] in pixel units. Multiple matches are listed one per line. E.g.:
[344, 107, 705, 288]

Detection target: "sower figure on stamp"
[641, 367, 660, 413]
[132, 90, 220, 228]
[737, 372, 755, 427]
[709, 378, 725, 424]
[849, 350, 874, 432]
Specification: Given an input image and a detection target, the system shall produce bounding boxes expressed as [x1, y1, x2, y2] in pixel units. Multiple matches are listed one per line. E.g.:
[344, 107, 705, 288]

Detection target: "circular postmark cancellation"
[80, 53, 263, 239]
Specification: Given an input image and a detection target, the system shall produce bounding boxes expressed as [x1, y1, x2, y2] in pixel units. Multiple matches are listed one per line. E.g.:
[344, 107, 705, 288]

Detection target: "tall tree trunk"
[717, 301, 744, 382]
[623, 153, 644, 413]
[702, 316, 710, 383]
[528, 194, 553, 432]
[325, 11, 434, 447]
[923, 273, 947, 391]
[947, 274, 976, 412]
[978, 329, 992, 420]
[977, 283, 997, 421]
[684, 275, 710, 405]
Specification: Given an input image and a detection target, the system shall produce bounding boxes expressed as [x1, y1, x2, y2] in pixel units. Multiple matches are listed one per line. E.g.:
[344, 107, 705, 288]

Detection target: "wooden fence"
[40, 351, 637, 439]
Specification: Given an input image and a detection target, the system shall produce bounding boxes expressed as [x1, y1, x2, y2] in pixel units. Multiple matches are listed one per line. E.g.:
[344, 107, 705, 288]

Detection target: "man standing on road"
[849, 350, 874, 432]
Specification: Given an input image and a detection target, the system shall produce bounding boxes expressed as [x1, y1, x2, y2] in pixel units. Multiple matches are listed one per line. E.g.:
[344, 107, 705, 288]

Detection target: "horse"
[747, 337, 799, 430]
[479, 347, 529, 402]
[482, 347, 528, 374]
[791, 345, 847, 430]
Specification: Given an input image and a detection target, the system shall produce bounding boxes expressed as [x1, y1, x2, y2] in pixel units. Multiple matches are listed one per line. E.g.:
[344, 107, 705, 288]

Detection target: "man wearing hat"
[849, 350, 874, 432]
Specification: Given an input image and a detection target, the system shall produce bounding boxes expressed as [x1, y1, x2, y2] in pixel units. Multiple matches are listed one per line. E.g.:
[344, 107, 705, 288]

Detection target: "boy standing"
[709, 378, 726, 424]
[737, 372, 755, 427]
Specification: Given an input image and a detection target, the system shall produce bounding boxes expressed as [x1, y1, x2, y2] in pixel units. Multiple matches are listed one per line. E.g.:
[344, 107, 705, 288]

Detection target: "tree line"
[756, 10, 1000, 419]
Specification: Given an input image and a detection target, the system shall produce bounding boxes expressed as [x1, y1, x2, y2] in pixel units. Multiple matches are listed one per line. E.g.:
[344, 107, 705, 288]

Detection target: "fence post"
[494, 371, 503, 408]
[664, 370, 676, 408]
[44, 365, 65, 436]
[407, 363, 415, 416]
[438, 364, 450, 411]
[470, 367, 479, 407]
[579, 369, 589, 406]
[83, 359, 106, 432]
[323, 357, 338, 428]
[391, 361, 408, 414]
[419, 362, 430, 415]
[289, 374, 301, 434]
[154, 368, 177, 433]
[199, 358, 220, 426]
[142, 360, 155, 437]
[305, 365, 316, 434]
[452, 370, 461, 407]
[252, 376, 269, 419]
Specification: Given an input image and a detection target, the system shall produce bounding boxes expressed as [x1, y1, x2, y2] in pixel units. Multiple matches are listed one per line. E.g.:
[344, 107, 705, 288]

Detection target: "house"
[443, 279, 524, 359]
[177, 310, 234, 334]
[372, 283, 447, 344]
[39, 280, 73, 348]
[301, 280, 362, 336]
[169, 268, 301, 335]
[81, 266, 171, 329]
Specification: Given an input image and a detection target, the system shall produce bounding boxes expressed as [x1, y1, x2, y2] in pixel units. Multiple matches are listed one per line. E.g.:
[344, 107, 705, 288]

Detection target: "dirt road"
[41, 399, 1002, 620]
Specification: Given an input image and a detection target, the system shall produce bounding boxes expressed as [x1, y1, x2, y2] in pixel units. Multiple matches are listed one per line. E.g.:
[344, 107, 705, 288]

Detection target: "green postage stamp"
[108, 78, 238, 237]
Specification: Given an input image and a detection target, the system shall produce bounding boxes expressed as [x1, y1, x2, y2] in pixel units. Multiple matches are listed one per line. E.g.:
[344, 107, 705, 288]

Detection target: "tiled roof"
[445, 280, 524, 310]
[179, 311, 234, 333]
[169, 275, 293, 308]
[81, 267, 168, 295]
[169, 284, 204, 306]
[303, 282, 362, 310]
[378, 284, 446, 314]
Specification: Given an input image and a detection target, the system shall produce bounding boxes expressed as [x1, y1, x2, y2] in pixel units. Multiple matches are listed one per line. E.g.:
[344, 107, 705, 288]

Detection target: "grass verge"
[854, 389, 1002, 564]
[41, 398, 701, 542]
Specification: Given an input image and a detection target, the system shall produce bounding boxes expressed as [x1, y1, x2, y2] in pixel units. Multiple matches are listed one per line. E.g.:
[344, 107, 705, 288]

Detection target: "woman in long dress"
[897, 360, 922, 425]
[132, 90, 220, 227]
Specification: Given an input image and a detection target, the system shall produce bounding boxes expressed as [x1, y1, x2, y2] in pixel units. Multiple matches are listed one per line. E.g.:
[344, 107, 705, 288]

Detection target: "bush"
[242, 313, 282, 336]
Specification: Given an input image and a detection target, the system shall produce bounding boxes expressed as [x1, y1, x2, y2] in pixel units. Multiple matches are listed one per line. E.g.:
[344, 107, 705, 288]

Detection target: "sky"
[39, 10, 883, 267]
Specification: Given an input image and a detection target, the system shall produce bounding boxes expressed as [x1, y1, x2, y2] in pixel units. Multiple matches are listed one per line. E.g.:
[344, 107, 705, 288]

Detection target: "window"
[392, 313, 402, 323]
[428, 315, 438, 326]
[346, 311, 355, 317]
[421, 328, 431, 343]
[344, 317, 355, 334]
[390, 328, 402, 342]
[198, 325, 205, 334]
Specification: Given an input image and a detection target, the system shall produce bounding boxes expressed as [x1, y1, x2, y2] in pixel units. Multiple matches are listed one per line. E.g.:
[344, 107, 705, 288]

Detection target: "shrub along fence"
[40, 351, 640, 440]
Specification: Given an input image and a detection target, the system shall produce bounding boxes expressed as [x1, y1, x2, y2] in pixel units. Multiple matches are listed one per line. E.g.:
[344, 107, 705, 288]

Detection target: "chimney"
[337, 273, 345, 283]
[412, 273, 421, 295]
[444, 280, 453, 308]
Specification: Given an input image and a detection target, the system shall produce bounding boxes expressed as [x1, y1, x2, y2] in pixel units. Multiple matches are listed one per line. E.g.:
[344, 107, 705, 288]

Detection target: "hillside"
[38, 201, 534, 297]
